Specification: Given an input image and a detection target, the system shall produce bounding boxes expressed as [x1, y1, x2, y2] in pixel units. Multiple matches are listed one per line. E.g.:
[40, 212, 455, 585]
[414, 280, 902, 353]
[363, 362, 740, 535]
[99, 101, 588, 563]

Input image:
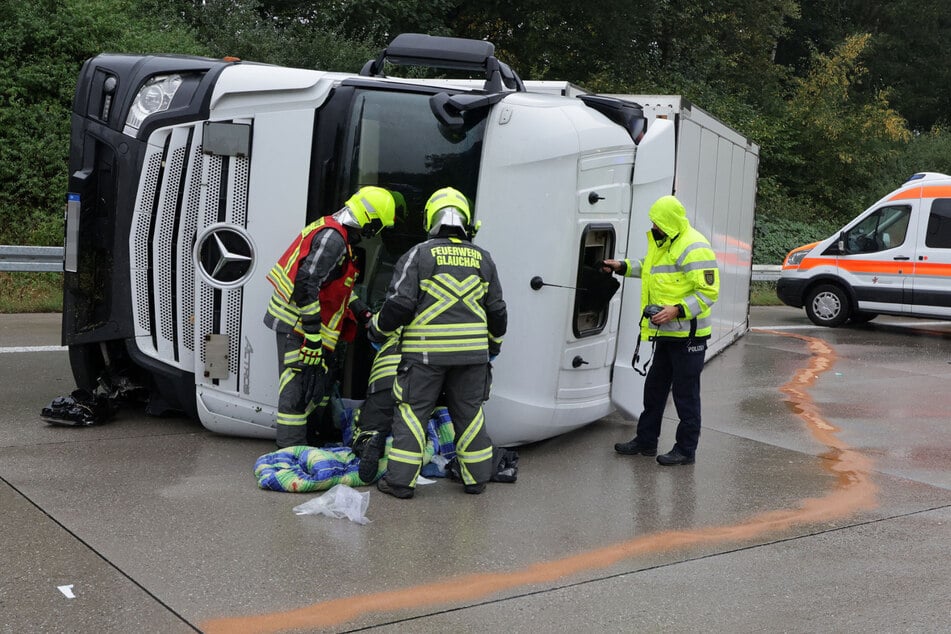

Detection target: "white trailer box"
[62, 35, 758, 447]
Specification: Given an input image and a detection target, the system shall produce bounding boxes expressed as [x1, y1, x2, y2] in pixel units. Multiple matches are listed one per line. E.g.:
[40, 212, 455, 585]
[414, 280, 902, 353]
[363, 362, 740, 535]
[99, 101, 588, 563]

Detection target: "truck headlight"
[124, 74, 185, 133]
[784, 249, 809, 267]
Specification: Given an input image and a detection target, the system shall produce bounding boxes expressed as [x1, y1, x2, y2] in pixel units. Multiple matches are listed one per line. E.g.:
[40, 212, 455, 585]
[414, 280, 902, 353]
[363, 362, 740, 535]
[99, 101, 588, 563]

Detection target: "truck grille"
[129, 123, 250, 388]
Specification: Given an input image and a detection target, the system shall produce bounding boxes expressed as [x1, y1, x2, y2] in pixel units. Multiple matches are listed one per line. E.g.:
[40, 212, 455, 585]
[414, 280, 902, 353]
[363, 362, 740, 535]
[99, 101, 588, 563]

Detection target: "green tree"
[768, 33, 910, 222]
[0, 0, 206, 245]
[777, 0, 951, 131]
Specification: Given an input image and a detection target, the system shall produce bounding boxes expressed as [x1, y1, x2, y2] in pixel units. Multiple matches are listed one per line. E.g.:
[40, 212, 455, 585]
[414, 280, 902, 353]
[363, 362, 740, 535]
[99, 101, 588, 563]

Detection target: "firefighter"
[602, 194, 720, 465]
[350, 327, 401, 483]
[264, 186, 396, 448]
[369, 187, 507, 499]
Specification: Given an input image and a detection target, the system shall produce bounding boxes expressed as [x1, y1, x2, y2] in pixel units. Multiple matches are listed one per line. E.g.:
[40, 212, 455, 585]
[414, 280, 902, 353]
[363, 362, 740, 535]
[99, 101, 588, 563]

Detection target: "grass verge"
[749, 280, 782, 306]
[0, 272, 64, 313]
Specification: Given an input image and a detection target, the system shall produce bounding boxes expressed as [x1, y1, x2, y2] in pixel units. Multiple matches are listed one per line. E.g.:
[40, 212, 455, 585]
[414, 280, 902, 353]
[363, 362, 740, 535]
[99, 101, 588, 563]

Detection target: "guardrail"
[0, 246, 65, 272]
[751, 264, 782, 282]
[0, 245, 785, 280]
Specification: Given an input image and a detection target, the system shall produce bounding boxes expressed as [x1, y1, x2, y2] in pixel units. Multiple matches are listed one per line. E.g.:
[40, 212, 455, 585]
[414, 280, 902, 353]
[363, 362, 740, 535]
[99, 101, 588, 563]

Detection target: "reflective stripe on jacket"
[624, 197, 719, 339]
[264, 216, 358, 352]
[373, 236, 507, 365]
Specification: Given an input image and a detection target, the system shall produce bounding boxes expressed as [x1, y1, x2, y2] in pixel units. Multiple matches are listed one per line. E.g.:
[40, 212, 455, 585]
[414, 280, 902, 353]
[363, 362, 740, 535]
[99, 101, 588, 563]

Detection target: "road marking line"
[0, 345, 66, 354]
[201, 330, 878, 634]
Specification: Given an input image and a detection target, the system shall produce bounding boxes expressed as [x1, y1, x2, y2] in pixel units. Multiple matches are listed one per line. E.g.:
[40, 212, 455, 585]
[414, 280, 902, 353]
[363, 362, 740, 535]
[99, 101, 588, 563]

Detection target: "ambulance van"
[777, 172, 951, 327]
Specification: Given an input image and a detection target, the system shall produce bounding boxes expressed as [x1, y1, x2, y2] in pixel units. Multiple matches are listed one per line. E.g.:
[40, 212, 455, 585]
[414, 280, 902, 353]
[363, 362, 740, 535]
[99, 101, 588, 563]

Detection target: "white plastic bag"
[293, 484, 370, 525]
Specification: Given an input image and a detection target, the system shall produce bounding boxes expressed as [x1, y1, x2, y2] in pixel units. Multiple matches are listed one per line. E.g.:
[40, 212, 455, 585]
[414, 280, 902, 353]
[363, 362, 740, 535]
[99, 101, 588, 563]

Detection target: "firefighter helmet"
[342, 186, 396, 237]
[424, 187, 471, 237]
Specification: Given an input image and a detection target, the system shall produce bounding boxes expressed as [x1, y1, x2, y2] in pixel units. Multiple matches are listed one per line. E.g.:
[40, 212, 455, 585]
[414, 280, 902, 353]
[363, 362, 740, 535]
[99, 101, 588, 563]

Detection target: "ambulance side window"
[925, 199, 951, 248]
[844, 205, 909, 253]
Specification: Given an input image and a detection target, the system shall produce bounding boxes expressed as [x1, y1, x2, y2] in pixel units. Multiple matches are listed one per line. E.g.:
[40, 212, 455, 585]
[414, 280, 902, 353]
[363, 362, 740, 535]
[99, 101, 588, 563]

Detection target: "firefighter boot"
[358, 432, 386, 483]
[377, 477, 414, 499]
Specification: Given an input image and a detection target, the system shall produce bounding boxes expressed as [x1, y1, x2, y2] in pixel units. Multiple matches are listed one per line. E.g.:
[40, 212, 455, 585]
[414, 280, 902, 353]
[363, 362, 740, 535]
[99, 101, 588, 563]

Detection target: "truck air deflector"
[578, 95, 647, 144]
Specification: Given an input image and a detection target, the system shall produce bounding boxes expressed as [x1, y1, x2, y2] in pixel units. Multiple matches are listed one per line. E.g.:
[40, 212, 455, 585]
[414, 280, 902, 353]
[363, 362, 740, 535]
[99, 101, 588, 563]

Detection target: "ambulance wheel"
[805, 284, 850, 327]
[848, 311, 878, 325]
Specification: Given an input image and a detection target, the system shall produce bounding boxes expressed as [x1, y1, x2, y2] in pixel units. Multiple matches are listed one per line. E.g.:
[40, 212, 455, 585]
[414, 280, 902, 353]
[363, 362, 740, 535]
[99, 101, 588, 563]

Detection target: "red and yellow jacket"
[264, 216, 359, 352]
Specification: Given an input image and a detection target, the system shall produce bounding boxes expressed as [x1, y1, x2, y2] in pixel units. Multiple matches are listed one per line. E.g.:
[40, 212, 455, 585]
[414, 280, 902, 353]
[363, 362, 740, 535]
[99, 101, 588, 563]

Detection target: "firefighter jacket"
[621, 196, 719, 340]
[372, 235, 506, 365]
[264, 216, 359, 353]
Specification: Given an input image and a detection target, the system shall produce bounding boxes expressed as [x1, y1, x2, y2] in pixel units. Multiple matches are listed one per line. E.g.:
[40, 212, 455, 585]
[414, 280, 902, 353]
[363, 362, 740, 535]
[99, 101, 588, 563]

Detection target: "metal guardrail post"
[0, 246, 65, 272]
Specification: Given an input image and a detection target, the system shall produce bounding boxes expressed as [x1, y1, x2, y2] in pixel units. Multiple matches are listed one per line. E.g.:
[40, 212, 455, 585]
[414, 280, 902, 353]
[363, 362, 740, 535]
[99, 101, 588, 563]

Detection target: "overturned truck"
[62, 34, 758, 446]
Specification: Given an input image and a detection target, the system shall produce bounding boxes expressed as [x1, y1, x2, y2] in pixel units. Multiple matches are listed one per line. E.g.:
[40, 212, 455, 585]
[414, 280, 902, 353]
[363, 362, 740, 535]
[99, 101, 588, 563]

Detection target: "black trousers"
[634, 337, 707, 459]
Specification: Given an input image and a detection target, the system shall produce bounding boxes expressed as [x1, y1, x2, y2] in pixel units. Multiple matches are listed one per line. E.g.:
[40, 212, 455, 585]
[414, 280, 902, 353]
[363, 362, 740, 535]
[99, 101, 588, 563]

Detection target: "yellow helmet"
[424, 187, 471, 236]
[344, 186, 396, 237]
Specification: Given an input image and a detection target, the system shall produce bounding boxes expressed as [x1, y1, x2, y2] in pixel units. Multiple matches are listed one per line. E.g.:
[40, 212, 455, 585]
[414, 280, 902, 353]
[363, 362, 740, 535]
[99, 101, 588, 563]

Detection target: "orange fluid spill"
[202, 329, 878, 634]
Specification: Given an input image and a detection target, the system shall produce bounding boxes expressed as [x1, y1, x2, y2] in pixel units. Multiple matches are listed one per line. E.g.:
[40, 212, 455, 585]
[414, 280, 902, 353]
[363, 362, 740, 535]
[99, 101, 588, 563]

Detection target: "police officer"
[603, 195, 719, 465]
[264, 186, 395, 448]
[369, 187, 506, 498]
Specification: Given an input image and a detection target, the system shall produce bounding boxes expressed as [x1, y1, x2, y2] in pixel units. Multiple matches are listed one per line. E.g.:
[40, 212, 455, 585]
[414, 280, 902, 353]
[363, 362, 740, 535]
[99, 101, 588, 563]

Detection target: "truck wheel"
[805, 284, 850, 327]
[68, 343, 105, 391]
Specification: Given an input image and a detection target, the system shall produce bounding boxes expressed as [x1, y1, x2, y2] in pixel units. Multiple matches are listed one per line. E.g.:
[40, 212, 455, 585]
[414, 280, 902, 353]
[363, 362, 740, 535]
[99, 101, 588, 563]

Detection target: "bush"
[753, 212, 840, 265]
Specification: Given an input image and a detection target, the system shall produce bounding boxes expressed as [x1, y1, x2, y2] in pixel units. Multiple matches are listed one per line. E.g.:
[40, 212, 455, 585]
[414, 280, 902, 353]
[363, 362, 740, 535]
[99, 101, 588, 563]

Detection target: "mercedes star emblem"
[194, 224, 255, 288]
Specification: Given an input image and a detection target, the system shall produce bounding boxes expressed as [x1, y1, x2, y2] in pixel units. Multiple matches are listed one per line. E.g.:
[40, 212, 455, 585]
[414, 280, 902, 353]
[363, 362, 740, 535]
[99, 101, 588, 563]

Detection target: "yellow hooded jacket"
[621, 196, 720, 340]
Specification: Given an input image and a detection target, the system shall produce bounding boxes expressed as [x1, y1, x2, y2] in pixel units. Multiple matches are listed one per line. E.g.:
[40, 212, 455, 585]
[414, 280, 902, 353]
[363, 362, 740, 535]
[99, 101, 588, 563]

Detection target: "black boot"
[614, 439, 657, 456]
[358, 433, 387, 483]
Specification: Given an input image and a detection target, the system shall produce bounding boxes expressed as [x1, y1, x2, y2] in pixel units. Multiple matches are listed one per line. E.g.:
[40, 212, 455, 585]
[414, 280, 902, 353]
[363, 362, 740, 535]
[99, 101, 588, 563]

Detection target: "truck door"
[610, 118, 675, 418]
[910, 196, 951, 318]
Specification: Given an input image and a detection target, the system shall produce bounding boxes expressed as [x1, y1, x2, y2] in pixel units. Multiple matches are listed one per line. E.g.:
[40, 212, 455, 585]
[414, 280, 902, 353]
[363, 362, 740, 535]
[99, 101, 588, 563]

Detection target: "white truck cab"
[777, 172, 951, 327]
[63, 34, 757, 446]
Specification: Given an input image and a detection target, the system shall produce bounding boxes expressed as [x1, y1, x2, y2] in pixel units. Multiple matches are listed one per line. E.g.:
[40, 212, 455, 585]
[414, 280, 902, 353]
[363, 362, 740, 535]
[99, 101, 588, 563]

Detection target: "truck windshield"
[343, 89, 487, 257]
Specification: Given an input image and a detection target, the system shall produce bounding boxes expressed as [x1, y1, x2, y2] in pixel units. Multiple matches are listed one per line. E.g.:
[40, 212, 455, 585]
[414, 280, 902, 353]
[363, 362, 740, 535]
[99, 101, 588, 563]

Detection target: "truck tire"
[68, 343, 105, 391]
[805, 284, 850, 327]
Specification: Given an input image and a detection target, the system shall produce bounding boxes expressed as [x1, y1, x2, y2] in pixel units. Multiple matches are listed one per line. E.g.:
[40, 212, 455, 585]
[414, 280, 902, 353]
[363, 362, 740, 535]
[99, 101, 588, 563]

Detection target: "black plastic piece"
[578, 94, 647, 143]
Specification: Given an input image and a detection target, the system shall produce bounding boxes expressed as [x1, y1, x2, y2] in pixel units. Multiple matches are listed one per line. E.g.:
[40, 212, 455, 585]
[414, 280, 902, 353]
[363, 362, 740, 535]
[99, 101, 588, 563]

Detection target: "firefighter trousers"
[387, 361, 494, 488]
[274, 331, 329, 448]
[352, 388, 395, 443]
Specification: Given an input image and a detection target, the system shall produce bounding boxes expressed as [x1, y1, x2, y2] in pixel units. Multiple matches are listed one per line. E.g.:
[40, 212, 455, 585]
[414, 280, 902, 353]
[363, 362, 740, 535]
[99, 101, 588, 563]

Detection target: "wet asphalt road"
[1, 306, 949, 633]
